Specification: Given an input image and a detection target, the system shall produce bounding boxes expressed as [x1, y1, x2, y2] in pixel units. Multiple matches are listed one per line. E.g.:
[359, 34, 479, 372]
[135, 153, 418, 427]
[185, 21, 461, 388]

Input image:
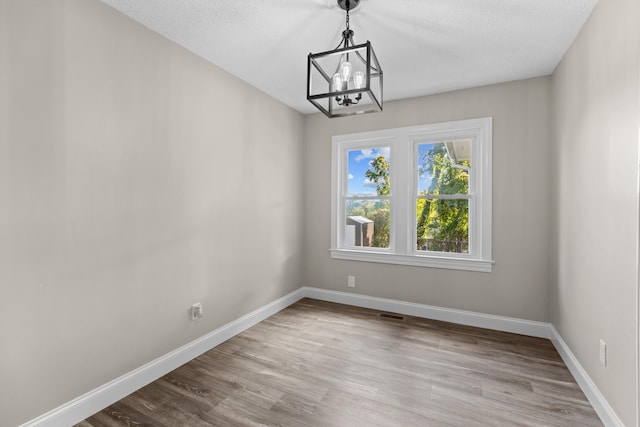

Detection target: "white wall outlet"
[347, 275, 356, 288]
[599, 339, 607, 366]
[191, 302, 203, 320]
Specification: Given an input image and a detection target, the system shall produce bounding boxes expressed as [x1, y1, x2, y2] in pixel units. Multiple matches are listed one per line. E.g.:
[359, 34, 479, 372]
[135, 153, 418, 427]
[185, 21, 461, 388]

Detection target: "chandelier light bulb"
[353, 71, 365, 89]
[340, 61, 352, 82]
[333, 73, 345, 91]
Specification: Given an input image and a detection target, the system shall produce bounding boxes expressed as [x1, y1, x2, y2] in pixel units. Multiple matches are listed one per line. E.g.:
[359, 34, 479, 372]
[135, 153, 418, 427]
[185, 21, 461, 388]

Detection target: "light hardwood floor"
[77, 298, 603, 426]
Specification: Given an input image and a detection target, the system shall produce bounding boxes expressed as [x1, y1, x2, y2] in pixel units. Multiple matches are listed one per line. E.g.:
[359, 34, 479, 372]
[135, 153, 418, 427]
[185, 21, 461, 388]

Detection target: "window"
[331, 118, 493, 272]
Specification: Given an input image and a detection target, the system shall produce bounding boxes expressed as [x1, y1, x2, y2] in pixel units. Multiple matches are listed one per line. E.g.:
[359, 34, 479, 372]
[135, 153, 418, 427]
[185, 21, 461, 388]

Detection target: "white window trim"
[330, 117, 493, 272]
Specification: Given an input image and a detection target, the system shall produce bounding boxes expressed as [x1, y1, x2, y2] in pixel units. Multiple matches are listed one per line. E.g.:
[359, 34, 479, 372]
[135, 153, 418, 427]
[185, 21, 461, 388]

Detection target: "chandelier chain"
[345, 3, 350, 32]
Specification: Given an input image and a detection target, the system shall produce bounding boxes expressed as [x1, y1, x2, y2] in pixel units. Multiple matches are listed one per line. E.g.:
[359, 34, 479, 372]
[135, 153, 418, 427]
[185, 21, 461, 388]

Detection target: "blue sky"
[347, 144, 440, 196]
[417, 143, 435, 193]
[347, 147, 391, 196]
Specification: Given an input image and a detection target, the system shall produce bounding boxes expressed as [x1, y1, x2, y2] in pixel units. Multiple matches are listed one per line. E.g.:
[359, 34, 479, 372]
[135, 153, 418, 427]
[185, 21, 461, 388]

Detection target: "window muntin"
[331, 118, 492, 272]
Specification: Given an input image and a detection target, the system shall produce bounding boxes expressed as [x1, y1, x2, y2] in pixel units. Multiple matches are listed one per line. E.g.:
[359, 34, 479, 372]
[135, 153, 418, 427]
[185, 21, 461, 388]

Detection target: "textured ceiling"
[99, 0, 598, 115]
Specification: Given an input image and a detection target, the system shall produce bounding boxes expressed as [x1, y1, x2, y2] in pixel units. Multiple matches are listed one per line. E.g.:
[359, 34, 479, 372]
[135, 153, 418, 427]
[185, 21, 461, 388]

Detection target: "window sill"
[329, 248, 494, 272]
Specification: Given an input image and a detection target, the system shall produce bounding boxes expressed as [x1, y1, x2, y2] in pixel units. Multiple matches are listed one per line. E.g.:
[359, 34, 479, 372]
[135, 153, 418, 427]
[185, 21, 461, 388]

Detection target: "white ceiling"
[99, 0, 598, 115]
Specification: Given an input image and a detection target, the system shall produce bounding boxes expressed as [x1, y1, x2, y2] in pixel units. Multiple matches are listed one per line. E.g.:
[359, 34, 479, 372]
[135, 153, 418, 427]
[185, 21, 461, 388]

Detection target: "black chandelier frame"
[306, 0, 383, 118]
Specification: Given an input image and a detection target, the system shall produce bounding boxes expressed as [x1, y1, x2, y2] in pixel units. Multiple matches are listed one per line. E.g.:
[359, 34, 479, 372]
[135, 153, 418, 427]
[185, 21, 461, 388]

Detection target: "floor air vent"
[379, 313, 405, 321]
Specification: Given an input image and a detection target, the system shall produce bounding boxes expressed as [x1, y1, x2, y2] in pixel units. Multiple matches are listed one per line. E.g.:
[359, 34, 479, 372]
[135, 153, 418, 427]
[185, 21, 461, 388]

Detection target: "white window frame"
[330, 117, 493, 272]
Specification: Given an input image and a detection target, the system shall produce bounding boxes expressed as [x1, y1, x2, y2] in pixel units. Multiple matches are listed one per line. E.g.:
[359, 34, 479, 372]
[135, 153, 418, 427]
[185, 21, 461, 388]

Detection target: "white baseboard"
[303, 287, 552, 338]
[22, 286, 620, 427]
[21, 288, 306, 427]
[549, 326, 625, 427]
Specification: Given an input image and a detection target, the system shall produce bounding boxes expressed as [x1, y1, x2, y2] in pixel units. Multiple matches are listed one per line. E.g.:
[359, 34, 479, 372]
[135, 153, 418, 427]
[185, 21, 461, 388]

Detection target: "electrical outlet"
[347, 275, 356, 288]
[599, 339, 607, 366]
[191, 302, 203, 320]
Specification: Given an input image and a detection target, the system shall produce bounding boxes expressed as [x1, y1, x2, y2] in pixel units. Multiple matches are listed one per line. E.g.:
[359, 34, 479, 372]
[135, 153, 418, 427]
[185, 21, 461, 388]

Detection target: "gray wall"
[3, 0, 639, 425]
[304, 77, 552, 322]
[551, 0, 640, 425]
[0, 1, 305, 425]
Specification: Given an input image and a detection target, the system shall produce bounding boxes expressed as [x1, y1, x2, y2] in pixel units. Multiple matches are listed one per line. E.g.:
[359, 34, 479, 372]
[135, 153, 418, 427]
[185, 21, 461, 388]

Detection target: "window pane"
[347, 147, 391, 197]
[346, 199, 390, 248]
[417, 140, 471, 195]
[416, 199, 469, 253]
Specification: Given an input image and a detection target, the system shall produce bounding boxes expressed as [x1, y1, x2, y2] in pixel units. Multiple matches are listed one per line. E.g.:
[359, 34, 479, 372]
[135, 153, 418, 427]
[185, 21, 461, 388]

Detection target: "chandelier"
[307, 0, 383, 118]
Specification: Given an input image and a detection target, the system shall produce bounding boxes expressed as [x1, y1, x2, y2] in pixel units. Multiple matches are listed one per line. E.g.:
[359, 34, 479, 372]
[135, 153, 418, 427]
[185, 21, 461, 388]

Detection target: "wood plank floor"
[77, 298, 603, 426]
